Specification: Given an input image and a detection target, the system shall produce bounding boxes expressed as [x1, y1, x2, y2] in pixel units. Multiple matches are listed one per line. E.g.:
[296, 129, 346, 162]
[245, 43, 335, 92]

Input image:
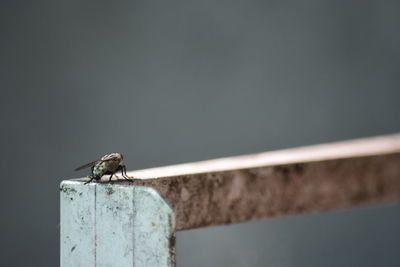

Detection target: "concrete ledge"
[76, 134, 400, 230]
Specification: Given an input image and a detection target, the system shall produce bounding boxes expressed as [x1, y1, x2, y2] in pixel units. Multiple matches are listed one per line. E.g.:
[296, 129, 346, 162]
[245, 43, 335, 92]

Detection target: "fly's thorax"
[101, 153, 123, 162]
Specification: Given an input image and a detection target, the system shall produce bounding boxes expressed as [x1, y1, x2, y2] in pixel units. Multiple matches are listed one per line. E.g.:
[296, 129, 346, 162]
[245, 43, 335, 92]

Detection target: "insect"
[74, 153, 133, 184]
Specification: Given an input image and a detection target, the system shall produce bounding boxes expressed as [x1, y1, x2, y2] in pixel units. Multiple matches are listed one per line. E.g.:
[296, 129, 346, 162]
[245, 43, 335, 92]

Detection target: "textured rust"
[76, 134, 400, 231]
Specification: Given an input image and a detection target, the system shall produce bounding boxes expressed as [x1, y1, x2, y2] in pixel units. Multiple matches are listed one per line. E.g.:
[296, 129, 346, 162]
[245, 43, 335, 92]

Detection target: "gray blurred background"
[1, 0, 400, 266]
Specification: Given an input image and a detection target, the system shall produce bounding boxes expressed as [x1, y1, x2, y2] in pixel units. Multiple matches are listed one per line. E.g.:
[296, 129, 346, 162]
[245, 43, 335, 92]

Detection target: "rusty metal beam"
[81, 134, 400, 230]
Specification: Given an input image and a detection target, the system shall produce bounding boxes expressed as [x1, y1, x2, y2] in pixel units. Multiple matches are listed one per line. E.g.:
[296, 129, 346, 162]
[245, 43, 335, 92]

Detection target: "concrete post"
[60, 134, 400, 266]
[60, 181, 175, 267]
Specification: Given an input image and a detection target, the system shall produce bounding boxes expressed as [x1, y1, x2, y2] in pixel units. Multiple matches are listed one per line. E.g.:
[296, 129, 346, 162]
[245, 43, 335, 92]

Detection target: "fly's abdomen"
[92, 160, 120, 179]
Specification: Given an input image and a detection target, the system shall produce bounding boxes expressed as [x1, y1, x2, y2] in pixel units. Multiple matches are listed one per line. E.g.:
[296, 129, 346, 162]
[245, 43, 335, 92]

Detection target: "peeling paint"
[60, 184, 77, 195]
[180, 187, 190, 201]
[106, 187, 114, 195]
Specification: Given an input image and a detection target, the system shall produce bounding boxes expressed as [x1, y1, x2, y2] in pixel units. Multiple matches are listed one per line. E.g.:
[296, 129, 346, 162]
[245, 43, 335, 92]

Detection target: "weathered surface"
[75, 134, 400, 231]
[60, 182, 95, 266]
[131, 153, 400, 230]
[60, 182, 175, 267]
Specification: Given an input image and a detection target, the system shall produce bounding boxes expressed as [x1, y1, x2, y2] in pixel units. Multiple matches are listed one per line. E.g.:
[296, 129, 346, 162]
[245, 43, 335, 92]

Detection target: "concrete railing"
[61, 134, 400, 266]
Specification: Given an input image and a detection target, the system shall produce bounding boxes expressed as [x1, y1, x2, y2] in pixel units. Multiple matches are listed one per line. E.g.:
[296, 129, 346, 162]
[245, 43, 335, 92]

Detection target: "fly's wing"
[74, 154, 120, 171]
[74, 160, 100, 171]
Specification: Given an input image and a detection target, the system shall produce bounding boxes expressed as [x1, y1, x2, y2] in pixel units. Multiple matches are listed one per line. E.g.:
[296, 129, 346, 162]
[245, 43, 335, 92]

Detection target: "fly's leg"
[84, 167, 96, 184]
[120, 165, 133, 182]
[122, 165, 130, 179]
[84, 176, 95, 185]
[108, 173, 114, 182]
[85, 167, 100, 184]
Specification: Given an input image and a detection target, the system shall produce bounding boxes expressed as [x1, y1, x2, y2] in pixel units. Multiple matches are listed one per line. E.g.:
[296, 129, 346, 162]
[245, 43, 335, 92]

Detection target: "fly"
[74, 152, 133, 184]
